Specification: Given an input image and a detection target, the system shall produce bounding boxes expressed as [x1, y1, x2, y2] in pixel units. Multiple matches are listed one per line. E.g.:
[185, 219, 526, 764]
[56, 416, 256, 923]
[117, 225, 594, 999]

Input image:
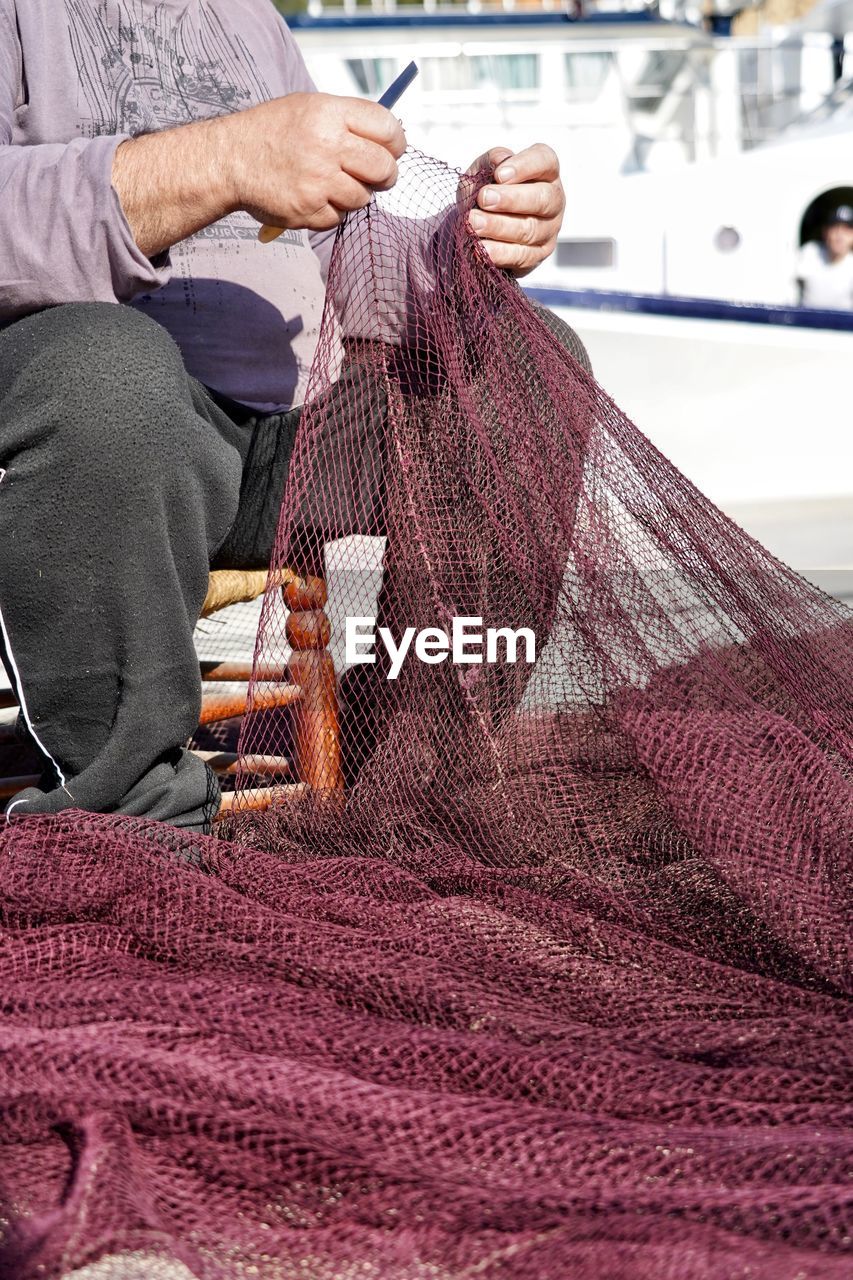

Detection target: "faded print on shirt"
[62, 0, 330, 411]
[67, 0, 270, 135]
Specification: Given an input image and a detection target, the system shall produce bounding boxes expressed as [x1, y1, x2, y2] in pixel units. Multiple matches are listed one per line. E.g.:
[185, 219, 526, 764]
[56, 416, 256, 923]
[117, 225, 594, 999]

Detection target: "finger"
[327, 172, 375, 214]
[465, 145, 513, 178]
[468, 208, 556, 249]
[478, 238, 544, 276]
[304, 203, 347, 232]
[342, 135, 399, 190]
[476, 179, 563, 220]
[343, 99, 407, 157]
[492, 143, 559, 186]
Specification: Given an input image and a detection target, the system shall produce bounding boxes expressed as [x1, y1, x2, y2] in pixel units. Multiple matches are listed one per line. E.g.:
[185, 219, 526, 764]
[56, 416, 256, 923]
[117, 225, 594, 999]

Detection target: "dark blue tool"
[378, 61, 419, 110]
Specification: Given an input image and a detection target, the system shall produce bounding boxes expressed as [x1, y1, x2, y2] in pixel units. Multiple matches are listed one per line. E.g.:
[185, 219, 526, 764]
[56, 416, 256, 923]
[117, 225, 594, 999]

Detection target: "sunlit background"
[276, 0, 852, 603]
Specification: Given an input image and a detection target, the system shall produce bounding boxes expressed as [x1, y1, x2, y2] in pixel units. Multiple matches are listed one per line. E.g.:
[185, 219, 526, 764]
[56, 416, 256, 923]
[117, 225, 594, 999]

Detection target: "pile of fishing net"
[1, 153, 851, 1279]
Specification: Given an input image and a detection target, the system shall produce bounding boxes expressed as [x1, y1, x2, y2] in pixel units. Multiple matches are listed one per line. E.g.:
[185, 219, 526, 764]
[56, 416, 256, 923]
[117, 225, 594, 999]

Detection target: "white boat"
[292, 1, 853, 590]
[293, 0, 845, 180]
[524, 86, 853, 561]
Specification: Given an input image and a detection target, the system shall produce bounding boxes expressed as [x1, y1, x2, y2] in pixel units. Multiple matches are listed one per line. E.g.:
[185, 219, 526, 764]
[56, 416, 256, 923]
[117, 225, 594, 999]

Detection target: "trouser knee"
[0, 303, 243, 570]
[528, 301, 592, 374]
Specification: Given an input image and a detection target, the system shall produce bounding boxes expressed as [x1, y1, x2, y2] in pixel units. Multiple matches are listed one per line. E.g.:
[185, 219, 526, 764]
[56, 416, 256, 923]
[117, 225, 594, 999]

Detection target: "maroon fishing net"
[1, 152, 852, 1279]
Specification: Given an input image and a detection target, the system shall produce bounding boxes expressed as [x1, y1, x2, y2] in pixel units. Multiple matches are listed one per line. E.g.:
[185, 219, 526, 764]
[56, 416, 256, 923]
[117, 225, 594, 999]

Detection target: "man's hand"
[466, 144, 564, 277]
[113, 93, 406, 259]
[231, 93, 406, 232]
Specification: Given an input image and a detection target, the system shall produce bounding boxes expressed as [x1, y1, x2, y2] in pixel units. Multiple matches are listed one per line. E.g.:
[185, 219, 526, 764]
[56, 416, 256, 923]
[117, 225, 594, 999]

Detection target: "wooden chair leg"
[283, 573, 343, 793]
[0, 775, 38, 801]
[0, 568, 345, 815]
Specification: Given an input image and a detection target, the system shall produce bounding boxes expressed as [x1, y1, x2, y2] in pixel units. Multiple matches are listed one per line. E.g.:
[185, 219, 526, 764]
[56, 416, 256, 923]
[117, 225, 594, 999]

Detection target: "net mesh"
[1, 152, 851, 1279]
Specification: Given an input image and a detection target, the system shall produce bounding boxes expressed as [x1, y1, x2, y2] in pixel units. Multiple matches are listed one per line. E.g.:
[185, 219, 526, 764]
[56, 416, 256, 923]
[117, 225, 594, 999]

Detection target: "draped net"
[1, 152, 851, 1280]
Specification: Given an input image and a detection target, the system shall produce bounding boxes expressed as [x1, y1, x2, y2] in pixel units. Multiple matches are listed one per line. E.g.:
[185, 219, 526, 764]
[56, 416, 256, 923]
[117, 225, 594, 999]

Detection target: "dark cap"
[824, 204, 853, 228]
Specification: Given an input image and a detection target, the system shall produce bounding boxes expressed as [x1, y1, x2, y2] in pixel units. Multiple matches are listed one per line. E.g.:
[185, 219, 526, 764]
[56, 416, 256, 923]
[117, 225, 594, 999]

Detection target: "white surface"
[531, 117, 853, 304]
[561, 304, 853, 512]
[797, 239, 853, 311]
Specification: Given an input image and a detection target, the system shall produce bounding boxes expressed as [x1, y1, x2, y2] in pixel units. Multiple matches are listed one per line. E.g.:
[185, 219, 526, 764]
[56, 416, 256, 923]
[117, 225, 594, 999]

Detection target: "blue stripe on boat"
[524, 286, 853, 333]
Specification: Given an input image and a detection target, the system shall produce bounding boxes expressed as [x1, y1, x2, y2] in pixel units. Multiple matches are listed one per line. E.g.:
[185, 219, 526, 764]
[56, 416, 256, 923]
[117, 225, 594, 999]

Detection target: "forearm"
[112, 114, 239, 259]
[114, 92, 406, 262]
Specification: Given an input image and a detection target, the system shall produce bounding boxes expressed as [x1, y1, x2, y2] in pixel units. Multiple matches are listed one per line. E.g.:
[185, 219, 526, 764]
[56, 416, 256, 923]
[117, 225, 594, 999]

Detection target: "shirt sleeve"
[795, 241, 818, 279]
[0, 3, 171, 323]
[794, 242, 812, 305]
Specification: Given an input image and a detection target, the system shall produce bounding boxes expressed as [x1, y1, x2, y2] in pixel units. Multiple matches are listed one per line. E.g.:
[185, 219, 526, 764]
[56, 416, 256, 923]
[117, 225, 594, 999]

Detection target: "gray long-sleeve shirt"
[0, 0, 338, 411]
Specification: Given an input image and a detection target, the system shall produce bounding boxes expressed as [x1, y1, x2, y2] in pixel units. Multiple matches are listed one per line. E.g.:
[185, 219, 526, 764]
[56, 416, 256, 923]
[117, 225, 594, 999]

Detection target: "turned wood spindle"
[284, 574, 343, 793]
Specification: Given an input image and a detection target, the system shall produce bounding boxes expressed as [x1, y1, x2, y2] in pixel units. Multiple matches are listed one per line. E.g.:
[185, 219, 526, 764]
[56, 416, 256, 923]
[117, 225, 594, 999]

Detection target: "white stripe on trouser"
[0, 593, 67, 820]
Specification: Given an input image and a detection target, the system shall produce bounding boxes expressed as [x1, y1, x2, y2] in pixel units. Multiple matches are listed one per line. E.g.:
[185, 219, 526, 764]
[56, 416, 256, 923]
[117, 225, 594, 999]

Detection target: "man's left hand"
[466, 144, 564, 277]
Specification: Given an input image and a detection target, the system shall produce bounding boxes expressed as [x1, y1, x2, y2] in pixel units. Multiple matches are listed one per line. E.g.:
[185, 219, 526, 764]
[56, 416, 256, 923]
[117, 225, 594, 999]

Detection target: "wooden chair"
[0, 567, 343, 818]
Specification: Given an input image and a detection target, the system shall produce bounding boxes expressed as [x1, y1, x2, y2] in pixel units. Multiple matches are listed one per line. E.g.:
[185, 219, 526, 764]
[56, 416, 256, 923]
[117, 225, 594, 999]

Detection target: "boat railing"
[524, 284, 853, 332]
[301, 2, 655, 16]
[294, 0, 758, 21]
[285, 1, 850, 160]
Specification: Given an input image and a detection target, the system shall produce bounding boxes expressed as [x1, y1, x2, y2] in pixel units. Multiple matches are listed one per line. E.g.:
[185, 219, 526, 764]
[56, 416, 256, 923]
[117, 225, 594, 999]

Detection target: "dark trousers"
[0, 304, 316, 830]
[0, 300, 588, 832]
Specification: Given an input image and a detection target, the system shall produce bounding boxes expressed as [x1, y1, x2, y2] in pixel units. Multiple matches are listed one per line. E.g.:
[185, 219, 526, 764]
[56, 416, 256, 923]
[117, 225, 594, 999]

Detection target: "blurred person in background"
[796, 205, 853, 309]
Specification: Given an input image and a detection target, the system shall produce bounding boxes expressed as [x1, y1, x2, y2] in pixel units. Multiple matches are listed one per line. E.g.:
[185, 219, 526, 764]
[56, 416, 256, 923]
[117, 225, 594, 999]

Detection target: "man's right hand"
[113, 93, 406, 259]
[229, 94, 406, 232]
